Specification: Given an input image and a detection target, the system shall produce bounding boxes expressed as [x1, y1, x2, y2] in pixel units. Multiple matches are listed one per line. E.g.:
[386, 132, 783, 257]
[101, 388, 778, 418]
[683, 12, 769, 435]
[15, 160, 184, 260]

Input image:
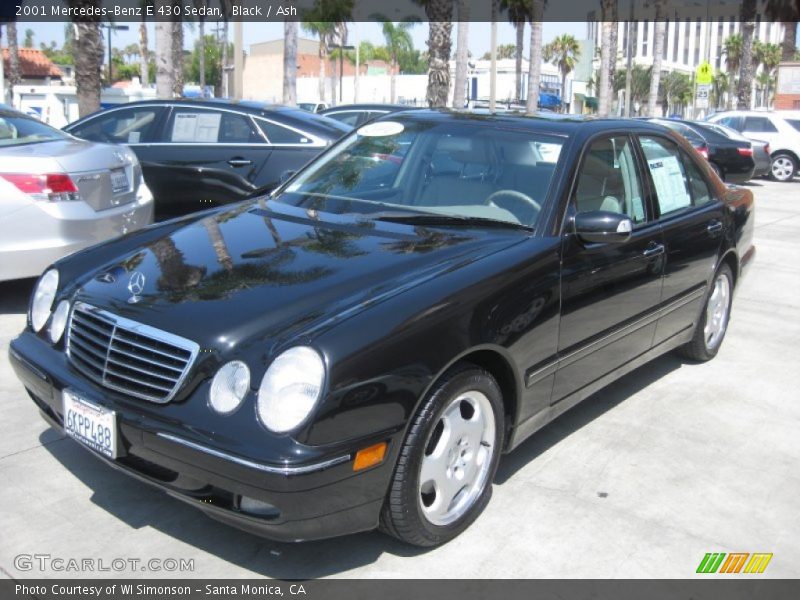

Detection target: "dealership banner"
[4, 0, 798, 24]
[5, 580, 800, 600]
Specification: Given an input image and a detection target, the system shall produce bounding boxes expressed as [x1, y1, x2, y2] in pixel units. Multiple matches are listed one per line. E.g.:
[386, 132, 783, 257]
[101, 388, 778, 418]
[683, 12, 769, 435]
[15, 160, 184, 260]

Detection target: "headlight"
[209, 360, 250, 415]
[256, 346, 325, 433]
[30, 269, 59, 332]
[48, 300, 70, 343]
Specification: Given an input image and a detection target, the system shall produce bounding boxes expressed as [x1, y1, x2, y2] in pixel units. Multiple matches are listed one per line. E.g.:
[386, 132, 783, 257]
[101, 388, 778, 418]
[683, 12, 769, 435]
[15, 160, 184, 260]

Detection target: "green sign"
[696, 61, 714, 85]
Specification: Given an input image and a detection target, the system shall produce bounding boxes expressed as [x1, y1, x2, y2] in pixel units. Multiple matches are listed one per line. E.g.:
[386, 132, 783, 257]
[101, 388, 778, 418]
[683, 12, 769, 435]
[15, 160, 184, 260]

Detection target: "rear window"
[0, 113, 68, 147]
[785, 119, 800, 132]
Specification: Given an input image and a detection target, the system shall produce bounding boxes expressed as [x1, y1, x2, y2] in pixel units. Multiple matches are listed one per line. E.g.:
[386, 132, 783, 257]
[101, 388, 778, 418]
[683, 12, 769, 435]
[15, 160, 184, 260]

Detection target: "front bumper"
[9, 332, 392, 542]
[0, 185, 154, 282]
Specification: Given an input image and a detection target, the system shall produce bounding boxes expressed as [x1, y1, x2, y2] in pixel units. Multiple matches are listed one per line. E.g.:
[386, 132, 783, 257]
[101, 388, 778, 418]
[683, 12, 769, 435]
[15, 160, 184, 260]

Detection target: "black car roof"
[319, 103, 410, 113]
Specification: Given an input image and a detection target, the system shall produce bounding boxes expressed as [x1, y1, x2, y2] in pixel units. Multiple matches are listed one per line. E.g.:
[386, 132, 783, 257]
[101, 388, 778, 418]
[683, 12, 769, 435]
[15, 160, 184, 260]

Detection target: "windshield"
[273, 116, 564, 228]
[0, 113, 69, 147]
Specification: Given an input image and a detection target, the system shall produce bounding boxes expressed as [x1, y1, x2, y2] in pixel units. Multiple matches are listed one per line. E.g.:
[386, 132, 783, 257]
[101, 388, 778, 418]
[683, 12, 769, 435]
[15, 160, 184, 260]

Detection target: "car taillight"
[1, 173, 81, 202]
[737, 147, 753, 157]
[697, 146, 709, 159]
[764, 144, 770, 155]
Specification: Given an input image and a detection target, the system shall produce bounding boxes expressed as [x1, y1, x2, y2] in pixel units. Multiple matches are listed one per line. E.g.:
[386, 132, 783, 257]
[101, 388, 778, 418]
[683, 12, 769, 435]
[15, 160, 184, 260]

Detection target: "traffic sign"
[696, 61, 714, 85]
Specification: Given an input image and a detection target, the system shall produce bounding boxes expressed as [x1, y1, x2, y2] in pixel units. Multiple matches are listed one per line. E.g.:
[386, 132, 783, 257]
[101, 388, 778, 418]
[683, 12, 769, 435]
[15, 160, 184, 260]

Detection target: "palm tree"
[301, 21, 336, 103]
[378, 20, 417, 104]
[283, 21, 298, 105]
[647, 0, 667, 117]
[68, 2, 103, 117]
[154, 2, 174, 98]
[543, 34, 580, 113]
[712, 71, 729, 110]
[302, 1, 353, 105]
[598, 0, 616, 117]
[171, 17, 184, 97]
[501, 0, 529, 103]
[765, 1, 799, 62]
[723, 34, 742, 109]
[758, 42, 782, 108]
[418, 0, 454, 107]
[525, 0, 545, 114]
[6, 22, 20, 88]
[452, 4, 469, 109]
[737, 0, 757, 110]
[139, 21, 149, 86]
[193, 0, 207, 92]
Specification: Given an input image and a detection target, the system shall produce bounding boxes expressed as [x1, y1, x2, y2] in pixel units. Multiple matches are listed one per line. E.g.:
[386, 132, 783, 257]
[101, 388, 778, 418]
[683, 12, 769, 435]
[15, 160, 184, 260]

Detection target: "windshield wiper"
[369, 211, 533, 231]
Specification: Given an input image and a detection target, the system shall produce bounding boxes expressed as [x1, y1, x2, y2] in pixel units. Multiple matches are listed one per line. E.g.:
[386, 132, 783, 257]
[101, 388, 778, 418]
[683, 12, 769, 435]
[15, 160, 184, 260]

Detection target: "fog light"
[353, 442, 388, 472]
[238, 496, 279, 517]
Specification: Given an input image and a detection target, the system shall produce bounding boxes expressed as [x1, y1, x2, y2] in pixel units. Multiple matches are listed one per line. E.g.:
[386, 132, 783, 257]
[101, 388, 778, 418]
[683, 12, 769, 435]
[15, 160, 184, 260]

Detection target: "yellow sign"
[696, 61, 714, 85]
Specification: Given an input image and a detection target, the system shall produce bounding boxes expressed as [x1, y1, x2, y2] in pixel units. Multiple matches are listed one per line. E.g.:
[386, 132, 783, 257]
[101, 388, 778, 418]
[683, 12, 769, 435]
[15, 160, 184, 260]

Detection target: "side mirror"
[280, 170, 296, 184]
[574, 211, 633, 244]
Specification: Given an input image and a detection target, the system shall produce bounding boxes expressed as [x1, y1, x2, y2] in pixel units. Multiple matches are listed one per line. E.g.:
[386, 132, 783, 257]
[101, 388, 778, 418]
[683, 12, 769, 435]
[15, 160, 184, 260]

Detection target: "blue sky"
[21, 21, 587, 62]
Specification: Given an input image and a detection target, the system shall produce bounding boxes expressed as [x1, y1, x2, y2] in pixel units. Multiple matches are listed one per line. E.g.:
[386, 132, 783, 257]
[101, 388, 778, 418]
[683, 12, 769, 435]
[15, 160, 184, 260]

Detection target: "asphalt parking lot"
[1, 178, 798, 580]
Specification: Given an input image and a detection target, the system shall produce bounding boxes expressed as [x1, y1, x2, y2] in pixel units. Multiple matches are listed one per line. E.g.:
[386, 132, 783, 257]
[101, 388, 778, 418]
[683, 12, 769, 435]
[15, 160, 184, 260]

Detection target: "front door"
[553, 134, 665, 402]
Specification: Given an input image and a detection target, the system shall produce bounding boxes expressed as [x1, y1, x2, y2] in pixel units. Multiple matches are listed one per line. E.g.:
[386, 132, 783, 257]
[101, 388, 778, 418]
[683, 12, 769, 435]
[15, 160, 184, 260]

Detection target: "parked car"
[647, 118, 755, 183]
[10, 113, 754, 547]
[319, 103, 411, 127]
[707, 110, 800, 181]
[693, 120, 771, 178]
[63, 99, 351, 219]
[0, 106, 153, 282]
[297, 102, 328, 113]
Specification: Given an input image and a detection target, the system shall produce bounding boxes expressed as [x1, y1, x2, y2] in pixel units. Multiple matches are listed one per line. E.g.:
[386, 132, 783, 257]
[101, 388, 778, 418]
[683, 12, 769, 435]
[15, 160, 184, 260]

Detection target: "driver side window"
[573, 136, 647, 223]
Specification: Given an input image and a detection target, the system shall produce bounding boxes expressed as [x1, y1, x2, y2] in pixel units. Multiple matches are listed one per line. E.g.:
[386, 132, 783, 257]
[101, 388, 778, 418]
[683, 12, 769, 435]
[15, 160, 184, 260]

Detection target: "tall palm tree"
[68, 2, 103, 117]
[723, 34, 742, 110]
[418, 0, 454, 107]
[301, 21, 336, 103]
[598, 0, 616, 117]
[302, 1, 353, 105]
[379, 20, 417, 104]
[543, 34, 580, 113]
[758, 42, 782, 108]
[525, 0, 544, 114]
[737, 0, 757, 110]
[154, 2, 174, 98]
[765, 1, 799, 62]
[6, 21, 21, 88]
[647, 1, 667, 117]
[283, 21, 298, 105]
[193, 0, 207, 91]
[501, 0, 529, 103]
[453, 3, 469, 109]
[171, 14, 184, 97]
[139, 22, 148, 86]
[712, 71, 729, 110]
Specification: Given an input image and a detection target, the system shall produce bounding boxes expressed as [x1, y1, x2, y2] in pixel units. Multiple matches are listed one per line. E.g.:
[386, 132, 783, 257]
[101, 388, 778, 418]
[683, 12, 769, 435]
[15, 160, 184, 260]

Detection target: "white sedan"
[0, 106, 154, 281]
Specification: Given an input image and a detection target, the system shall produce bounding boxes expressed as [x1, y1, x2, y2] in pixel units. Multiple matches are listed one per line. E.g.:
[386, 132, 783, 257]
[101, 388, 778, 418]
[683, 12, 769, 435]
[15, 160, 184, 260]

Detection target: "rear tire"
[679, 263, 733, 362]
[769, 154, 796, 182]
[380, 364, 504, 547]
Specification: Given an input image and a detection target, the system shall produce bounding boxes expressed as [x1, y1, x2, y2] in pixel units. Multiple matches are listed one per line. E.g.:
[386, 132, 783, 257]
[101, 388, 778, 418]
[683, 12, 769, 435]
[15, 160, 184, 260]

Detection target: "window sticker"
[171, 112, 221, 143]
[128, 131, 141, 143]
[357, 121, 404, 137]
[647, 155, 691, 213]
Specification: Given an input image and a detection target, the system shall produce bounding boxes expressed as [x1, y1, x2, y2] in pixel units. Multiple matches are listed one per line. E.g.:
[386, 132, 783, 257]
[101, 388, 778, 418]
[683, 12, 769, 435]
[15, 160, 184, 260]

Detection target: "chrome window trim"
[156, 433, 351, 475]
[66, 301, 199, 404]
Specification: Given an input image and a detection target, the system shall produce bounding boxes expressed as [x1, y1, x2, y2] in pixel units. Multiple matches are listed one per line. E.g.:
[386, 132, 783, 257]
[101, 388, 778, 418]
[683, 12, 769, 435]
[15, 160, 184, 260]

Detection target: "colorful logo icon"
[696, 552, 773, 574]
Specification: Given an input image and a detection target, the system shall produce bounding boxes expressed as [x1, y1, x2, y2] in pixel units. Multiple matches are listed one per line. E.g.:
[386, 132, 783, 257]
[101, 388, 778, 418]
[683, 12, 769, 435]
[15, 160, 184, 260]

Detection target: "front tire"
[380, 364, 504, 547]
[679, 263, 733, 362]
[769, 153, 797, 182]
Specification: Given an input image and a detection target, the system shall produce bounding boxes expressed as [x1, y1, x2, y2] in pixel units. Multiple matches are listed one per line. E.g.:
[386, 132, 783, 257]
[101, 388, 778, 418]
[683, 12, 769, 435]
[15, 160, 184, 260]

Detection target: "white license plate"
[62, 389, 117, 459]
[110, 168, 129, 194]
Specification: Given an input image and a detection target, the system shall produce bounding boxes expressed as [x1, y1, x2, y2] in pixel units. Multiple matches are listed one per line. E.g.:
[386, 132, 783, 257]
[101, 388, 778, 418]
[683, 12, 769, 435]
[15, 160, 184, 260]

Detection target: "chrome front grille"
[66, 302, 199, 403]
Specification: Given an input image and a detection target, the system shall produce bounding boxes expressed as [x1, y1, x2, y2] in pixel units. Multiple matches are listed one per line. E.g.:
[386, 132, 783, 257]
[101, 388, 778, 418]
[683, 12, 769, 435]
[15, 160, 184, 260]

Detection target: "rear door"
[740, 115, 780, 148]
[635, 134, 725, 347]
[553, 134, 665, 402]
[146, 105, 273, 217]
[252, 117, 329, 191]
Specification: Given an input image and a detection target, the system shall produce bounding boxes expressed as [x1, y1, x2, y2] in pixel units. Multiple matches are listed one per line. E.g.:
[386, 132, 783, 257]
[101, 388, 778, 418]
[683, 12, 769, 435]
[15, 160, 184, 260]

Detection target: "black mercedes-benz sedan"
[10, 111, 755, 547]
[63, 99, 351, 219]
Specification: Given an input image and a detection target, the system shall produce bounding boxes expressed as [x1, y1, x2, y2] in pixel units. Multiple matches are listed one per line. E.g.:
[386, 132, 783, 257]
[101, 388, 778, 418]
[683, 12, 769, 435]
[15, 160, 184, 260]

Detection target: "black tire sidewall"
[389, 367, 504, 546]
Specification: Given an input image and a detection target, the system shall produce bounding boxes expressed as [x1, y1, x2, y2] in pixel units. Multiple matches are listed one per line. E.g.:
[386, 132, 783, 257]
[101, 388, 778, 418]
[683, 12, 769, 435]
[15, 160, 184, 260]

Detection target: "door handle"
[227, 158, 252, 167]
[707, 220, 723, 235]
[642, 243, 665, 258]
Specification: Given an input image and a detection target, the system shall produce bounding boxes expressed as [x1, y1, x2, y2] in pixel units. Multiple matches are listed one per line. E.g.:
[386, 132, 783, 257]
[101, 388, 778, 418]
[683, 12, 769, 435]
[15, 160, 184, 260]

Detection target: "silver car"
[0, 107, 154, 281]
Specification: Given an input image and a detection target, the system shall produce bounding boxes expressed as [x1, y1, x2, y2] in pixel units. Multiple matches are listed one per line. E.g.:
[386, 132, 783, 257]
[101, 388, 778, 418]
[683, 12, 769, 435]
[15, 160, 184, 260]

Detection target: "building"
[775, 62, 800, 110]
[2, 48, 63, 86]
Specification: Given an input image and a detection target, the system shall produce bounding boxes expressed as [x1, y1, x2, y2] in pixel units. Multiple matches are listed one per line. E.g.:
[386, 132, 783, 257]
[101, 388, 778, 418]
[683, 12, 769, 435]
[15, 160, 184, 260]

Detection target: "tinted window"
[573, 136, 647, 223]
[256, 119, 313, 144]
[785, 119, 800, 132]
[325, 111, 363, 127]
[277, 119, 564, 227]
[640, 136, 697, 216]
[167, 109, 262, 143]
[717, 115, 743, 131]
[0, 113, 68, 146]
[743, 116, 778, 133]
[680, 151, 713, 207]
[69, 107, 160, 144]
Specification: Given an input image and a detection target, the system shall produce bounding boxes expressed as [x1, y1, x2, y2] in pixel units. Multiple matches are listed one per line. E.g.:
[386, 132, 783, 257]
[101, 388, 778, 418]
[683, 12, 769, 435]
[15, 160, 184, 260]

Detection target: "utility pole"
[623, 3, 634, 116]
[490, 18, 497, 111]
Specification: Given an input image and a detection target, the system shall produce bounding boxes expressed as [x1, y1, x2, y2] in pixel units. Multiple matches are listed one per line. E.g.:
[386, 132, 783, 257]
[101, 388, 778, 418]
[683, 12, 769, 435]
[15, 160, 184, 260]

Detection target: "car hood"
[70, 199, 526, 353]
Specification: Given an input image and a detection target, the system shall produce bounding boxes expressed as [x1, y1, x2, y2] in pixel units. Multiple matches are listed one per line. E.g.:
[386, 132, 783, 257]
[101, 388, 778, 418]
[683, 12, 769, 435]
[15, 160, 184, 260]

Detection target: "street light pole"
[102, 23, 130, 84]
